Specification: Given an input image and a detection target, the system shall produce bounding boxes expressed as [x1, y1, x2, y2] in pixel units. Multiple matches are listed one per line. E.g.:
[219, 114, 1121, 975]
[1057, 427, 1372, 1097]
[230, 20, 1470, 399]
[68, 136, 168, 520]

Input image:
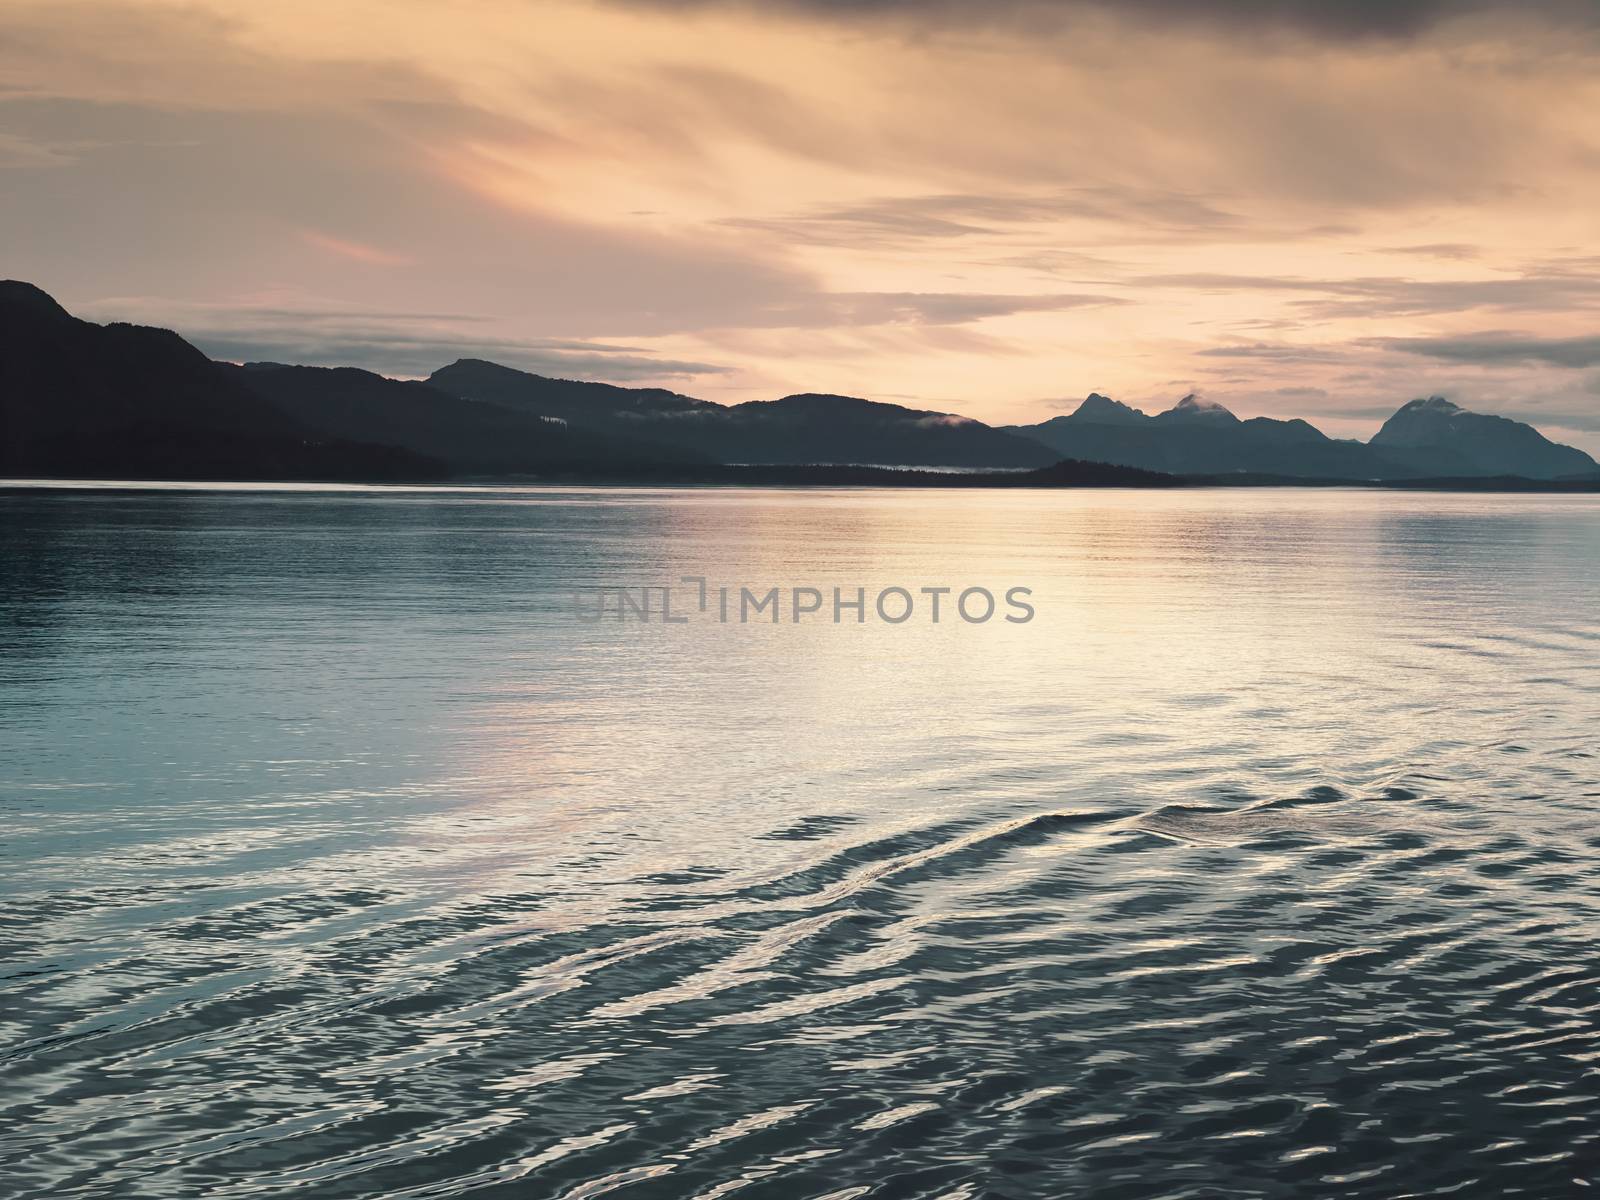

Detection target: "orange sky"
[2, 0, 1598, 447]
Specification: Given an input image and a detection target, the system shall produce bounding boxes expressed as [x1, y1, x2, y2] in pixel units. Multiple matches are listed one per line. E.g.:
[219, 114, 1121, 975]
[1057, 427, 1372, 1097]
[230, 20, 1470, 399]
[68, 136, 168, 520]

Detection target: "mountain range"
[423, 358, 1055, 468]
[1004, 392, 1597, 481]
[3, 280, 1596, 484]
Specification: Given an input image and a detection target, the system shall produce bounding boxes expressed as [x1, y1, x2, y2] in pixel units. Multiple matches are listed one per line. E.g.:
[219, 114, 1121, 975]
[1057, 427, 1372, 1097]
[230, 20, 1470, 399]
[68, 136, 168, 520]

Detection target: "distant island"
[3, 280, 1598, 492]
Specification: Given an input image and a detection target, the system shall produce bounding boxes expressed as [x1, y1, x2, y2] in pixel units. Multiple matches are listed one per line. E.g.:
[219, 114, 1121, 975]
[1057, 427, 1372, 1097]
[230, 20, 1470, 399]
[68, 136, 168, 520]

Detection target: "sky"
[2, 0, 1599, 448]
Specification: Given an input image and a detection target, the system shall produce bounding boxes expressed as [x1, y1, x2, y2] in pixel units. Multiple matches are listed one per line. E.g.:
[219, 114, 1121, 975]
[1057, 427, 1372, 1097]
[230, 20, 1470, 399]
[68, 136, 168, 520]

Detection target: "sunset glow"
[4, 0, 1598, 447]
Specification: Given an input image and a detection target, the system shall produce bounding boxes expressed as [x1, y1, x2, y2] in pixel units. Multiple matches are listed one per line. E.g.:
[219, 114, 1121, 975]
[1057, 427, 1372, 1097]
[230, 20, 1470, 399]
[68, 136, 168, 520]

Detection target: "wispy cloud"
[1385, 243, 1481, 261]
[1138, 273, 1600, 318]
[740, 291, 1128, 328]
[724, 188, 1245, 249]
[617, 0, 1600, 41]
[1194, 343, 1353, 363]
[300, 231, 415, 267]
[74, 298, 733, 380]
[1372, 333, 1600, 369]
[0, 131, 77, 168]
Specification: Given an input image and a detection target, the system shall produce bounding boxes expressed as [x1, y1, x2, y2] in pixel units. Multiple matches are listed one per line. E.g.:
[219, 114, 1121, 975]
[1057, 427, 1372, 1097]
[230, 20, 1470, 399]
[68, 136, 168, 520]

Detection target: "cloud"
[0, 94, 830, 339]
[1385, 243, 1481, 260]
[614, 0, 1600, 40]
[1372, 333, 1600, 369]
[724, 188, 1245, 249]
[72, 299, 734, 380]
[299, 231, 415, 267]
[197, 330, 731, 381]
[1194, 343, 1352, 363]
[749, 291, 1126, 328]
[1140, 272, 1600, 318]
[1499, 407, 1600, 433]
[0, 131, 77, 168]
[72, 290, 1111, 380]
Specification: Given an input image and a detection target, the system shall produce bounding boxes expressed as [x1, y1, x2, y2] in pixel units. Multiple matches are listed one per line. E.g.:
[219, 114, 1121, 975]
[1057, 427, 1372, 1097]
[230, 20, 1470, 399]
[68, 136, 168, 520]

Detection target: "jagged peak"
[1063, 392, 1149, 425]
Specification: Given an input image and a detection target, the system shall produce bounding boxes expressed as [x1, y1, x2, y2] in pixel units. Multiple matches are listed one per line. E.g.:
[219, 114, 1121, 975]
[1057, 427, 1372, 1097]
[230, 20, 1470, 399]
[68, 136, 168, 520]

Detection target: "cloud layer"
[619, 0, 1600, 39]
[1378, 335, 1600, 370]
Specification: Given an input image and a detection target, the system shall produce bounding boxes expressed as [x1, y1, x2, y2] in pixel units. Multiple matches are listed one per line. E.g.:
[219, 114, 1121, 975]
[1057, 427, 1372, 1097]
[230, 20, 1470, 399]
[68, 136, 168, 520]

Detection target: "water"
[3, 482, 1600, 1199]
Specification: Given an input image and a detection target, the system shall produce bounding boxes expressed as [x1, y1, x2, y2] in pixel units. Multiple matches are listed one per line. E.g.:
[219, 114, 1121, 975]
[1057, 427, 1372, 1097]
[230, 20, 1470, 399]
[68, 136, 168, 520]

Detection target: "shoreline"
[5, 465, 1600, 496]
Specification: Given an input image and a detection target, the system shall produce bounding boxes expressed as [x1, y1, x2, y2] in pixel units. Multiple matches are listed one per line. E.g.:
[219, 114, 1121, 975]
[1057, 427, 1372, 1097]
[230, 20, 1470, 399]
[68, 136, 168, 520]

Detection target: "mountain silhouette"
[1007, 394, 1384, 477]
[1153, 393, 1239, 425]
[0, 281, 437, 481]
[228, 363, 711, 474]
[428, 359, 1058, 468]
[1067, 393, 1149, 426]
[1007, 392, 1597, 480]
[1369, 396, 1597, 479]
[427, 358, 718, 421]
[4, 281, 1596, 484]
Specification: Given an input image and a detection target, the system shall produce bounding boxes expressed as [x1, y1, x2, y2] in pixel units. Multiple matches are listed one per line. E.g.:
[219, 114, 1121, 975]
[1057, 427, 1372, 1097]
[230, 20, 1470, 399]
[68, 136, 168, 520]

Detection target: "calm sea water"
[3, 483, 1600, 1199]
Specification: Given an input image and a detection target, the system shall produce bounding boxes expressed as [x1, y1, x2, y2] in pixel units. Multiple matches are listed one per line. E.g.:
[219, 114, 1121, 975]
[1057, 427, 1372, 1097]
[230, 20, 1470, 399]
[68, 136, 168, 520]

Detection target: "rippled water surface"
[4, 483, 1600, 1199]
